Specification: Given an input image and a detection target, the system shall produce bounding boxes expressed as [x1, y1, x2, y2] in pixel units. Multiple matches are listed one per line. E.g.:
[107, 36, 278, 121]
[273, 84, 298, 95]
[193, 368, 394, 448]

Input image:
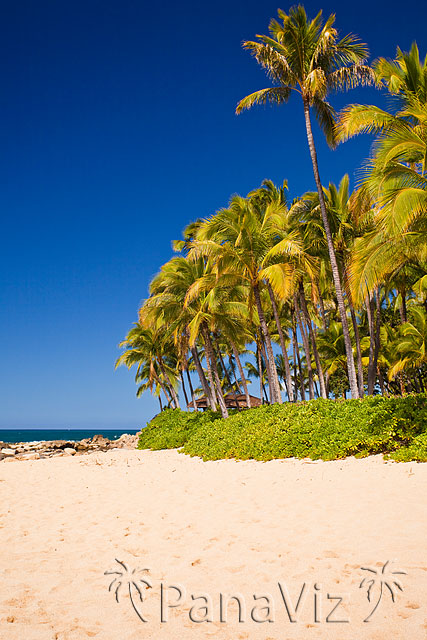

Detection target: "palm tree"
[236, 6, 375, 398]
[116, 323, 181, 409]
[141, 256, 218, 411]
[337, 41, 427, 144]
[388, 305, 427, 382]
[191, 194, 284, 403]
[293, 176, 369, 395]
[336, 45, 427, 309]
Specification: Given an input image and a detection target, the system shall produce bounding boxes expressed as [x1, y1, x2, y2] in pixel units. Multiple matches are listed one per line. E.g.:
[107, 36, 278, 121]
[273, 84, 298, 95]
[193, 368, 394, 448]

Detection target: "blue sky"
[1, 0, 425, 428]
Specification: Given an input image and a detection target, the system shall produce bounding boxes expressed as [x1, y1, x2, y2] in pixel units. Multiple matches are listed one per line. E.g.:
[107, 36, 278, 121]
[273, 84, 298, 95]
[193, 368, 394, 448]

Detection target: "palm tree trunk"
[229, 354, 243, 394]
[266, 282, 294, 402]
[378, 367, 386, 395]
[191, 345, 216, 410]
[299, 283, 327, 398]
[262, 381, 269, 403]
[257, 344, 264, 403]
[372, 288, 382, 387]
[294, 294, 315, 400]
[231, 340, 251, 409]
[302, 96, 359, 399]
[343, 268, 364, 397]
[180, 370, 189, 409]
[367, 290, 382, 395]
[291, 328, 299, 400]
[158, 395, 163, 412]
[258, 340, 270, 403]
[399, 286, 407, 323]
[203, 346, 219, 409]
[214, 337, 239, 408]
[259, 334, 274, 401]
[185, 366, 198, 410]
[412, 375, 420, 394]
[292, 317, 305, 401]
[292, 332, 298, 399]
[318, 294, 328, 330]
[314, 378, 320, 398]
[253, 282, 282, 404]
[349, 304, 364, 397]
[366, 294, 376, 395]
[153, 370, 172, 408]
[258, 336, 272, 403]
[203, 325, 229, 419]
[158, 357, 180, 409]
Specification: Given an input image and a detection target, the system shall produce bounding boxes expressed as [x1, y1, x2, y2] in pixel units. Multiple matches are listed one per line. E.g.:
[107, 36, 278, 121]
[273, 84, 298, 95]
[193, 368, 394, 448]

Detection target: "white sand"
[0, 449, 426, 639]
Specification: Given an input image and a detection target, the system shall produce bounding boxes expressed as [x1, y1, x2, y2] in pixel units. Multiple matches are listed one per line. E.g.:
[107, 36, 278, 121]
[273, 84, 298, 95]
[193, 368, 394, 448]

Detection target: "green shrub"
[389, 431, 427, 462]
[137, 408, 221, 450]
[138, 395, 427, 462]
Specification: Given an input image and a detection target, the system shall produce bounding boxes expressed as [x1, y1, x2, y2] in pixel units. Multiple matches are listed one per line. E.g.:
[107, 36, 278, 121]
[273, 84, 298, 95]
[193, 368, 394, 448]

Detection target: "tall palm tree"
[236, 6, 375, 398]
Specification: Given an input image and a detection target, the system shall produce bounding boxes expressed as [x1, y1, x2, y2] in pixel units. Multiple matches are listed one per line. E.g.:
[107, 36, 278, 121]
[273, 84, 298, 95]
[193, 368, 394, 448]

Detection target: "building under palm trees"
[188, 393, 262, 410]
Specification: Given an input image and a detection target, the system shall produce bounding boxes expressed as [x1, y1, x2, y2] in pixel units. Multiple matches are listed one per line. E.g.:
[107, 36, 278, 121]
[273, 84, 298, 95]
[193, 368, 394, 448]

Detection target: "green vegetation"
[388, 432, 427, 463]
[138, 408, 221, 450]
[138, 395, 427, 462]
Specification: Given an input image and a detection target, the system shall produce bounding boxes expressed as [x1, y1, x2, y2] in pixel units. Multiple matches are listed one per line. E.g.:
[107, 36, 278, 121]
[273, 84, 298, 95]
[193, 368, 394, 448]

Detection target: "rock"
[2, 457, 17, 462]
[75, 442, 90, 452]
[91, 434, 108, 443]
[0, 433, 140, 461]
[1, 448, 16, 456]
[18, 452, 41, 460]
[49, 440, 69, 450]
[63, 447, 77, 456]
[112, 433, 139, 449]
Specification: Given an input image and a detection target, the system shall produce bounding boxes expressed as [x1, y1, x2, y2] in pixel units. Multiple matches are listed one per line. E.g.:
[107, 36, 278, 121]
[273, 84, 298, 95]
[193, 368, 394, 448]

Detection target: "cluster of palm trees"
[116, 7, 427, 418]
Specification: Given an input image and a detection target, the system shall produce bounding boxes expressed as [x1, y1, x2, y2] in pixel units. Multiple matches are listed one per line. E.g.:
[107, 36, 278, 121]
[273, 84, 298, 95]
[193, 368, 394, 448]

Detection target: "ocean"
[0, 429, 139, 444]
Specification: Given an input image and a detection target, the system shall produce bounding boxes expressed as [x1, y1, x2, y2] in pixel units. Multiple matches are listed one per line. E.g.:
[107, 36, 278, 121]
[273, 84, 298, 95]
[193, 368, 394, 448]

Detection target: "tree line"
[116, 7, 427, 418]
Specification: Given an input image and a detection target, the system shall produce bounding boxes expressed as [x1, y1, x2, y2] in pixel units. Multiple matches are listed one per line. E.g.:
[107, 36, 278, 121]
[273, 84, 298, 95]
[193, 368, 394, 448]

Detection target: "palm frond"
[236, 87, 291, 114]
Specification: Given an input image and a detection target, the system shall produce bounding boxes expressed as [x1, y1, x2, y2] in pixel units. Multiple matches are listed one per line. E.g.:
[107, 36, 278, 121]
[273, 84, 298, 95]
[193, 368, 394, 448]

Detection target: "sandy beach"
[1, 449, 426, 639]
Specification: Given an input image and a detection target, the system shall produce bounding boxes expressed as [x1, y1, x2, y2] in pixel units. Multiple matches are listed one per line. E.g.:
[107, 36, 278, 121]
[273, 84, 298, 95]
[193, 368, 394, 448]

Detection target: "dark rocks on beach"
[0, 432, 140, 462]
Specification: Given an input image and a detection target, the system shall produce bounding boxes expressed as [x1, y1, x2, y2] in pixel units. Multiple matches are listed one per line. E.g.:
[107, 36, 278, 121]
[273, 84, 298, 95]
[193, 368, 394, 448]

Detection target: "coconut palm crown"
[236, 5, 374, 147]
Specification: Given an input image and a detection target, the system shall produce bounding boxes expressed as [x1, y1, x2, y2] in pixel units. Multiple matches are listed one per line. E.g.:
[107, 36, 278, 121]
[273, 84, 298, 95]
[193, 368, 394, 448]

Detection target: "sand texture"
[1, 449, 426, 639]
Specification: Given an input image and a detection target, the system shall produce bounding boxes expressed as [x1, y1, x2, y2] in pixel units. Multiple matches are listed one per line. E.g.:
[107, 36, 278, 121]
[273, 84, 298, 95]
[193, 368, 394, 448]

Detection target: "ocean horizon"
[0, 428, 139, 444]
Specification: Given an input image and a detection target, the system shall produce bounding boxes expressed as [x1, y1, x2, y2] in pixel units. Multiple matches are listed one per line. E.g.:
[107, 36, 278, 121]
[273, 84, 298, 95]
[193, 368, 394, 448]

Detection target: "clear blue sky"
[0, 0, 425, 428]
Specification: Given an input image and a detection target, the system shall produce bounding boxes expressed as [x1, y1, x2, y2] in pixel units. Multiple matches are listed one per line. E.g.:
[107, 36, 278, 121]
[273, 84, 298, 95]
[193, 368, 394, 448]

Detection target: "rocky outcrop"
[0, 432, 141, 462]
